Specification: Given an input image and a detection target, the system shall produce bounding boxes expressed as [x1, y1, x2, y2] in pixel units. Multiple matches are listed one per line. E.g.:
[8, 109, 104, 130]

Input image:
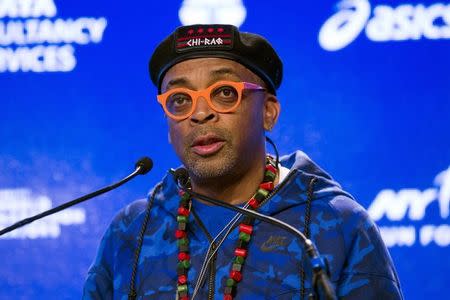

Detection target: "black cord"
[301, 177, 317, 299]
[265, 136, 279, 167]
[128, 183, 162, 300]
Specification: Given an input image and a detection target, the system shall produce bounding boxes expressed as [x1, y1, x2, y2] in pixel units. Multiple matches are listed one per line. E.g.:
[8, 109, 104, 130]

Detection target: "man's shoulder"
[327, 194, 372, 227]
[109, 198, 149, 230]
[280, 150, 370, 222]
[321, 194, 377, 245]
[109, 176, 179, 231]
[278, 150, 380, 247]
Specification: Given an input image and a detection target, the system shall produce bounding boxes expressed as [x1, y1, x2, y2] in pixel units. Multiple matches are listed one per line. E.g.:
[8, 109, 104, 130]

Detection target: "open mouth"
[191, 135, 225, 156]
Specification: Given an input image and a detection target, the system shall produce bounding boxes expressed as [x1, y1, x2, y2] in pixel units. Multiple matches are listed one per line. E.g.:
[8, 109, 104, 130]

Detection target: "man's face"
[160, 57, 271, 182]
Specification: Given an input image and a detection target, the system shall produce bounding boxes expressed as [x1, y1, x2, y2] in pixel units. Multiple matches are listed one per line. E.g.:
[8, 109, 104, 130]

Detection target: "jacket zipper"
[207, 244, 216, 300]
[191, 209, 216, 300]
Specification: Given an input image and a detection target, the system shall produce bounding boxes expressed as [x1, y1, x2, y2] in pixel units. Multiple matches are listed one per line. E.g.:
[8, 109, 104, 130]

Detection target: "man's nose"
[190, 96, 217, 124]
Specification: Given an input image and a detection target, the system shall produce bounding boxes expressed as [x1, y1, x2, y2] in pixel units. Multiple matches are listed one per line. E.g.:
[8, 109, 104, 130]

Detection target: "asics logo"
[319, 0, 450, 51]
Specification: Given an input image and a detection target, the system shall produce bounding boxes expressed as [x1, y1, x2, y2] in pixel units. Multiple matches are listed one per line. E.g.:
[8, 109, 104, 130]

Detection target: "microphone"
[172, 168, 337, 300]
[135, 156, 153, 175]
[0, 157, 153, 237]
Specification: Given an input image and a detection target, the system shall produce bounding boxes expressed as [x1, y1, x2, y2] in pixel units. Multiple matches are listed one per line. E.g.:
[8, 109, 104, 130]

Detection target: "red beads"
[239, 224, 253, 235]
[178, 207, 190, 216]
[248, 198, 259, 209]
[266, 164, 277, 174]
[175, 230, 187, 239]
[260, 181, 274, 191]
[178, 252, 190, 261]
[178, 274, 187, 284]
[223, 158, 277, 297]
[230, 270, 242, 282]
[234, 248, 247, 257]
[176, 196, 192, 300]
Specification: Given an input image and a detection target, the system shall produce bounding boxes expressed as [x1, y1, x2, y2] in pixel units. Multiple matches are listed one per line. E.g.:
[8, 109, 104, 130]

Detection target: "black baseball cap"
[149, 24, 283, 95]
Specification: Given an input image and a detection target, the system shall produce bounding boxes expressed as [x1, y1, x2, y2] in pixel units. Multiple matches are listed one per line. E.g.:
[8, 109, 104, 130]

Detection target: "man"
[83, 24, 403, 299]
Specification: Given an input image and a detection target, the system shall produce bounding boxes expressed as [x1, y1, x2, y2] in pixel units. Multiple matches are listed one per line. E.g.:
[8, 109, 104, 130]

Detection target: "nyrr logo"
[179, 0, 247, 28]
[0, 188, 86, 239]
[319, 0, 450, 51]
[367, 167, 450, 247]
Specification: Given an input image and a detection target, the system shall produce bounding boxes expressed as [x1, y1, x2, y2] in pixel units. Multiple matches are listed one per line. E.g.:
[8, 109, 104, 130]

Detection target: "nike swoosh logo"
[260, 235, 288, 252]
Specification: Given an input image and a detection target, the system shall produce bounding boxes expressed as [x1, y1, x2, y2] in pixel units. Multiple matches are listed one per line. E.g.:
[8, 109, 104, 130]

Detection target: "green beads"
[177, 238, 189, 246]
[177, 284, 188, 293]
[177, 215, 188, 223]
[234, 256, 245, 264]
[264, 170, 276, 182]
[181, 192, 190, 201]
[239, 232, 251, 242]
[254, 188, 269, 201]
[178, 260, 190, 269]
[226, 278, 236, 287]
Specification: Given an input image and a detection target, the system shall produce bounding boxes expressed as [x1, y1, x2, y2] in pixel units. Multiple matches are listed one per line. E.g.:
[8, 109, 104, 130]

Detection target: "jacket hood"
[256, 150, 354, 216]
[280, 150, 352, 199]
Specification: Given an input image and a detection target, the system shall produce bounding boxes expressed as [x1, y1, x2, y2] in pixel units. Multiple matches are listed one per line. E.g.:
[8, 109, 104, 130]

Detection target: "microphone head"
[172, 167, 189, 187]
[135, 157, 153, 175]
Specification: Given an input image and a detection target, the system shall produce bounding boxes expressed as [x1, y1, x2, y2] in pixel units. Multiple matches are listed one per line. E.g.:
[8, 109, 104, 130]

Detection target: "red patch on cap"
[175, 25, 234, 53]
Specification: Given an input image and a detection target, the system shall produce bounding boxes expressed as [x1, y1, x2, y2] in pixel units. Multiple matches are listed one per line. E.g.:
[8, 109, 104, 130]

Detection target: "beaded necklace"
[175, 157, 278, 300]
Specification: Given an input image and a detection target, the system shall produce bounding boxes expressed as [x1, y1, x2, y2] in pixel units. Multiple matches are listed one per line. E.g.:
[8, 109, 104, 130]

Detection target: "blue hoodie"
[83, 151, 403, 299]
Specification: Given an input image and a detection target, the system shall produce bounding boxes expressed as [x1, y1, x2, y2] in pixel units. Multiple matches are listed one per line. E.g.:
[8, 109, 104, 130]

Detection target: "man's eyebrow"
[209, 68, 242, 81]
[163, 68, 243, 91]
[164, 77, 191, 90]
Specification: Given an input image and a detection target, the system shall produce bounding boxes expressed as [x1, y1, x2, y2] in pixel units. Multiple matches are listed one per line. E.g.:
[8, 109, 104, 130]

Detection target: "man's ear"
[263, 94, 281, 131]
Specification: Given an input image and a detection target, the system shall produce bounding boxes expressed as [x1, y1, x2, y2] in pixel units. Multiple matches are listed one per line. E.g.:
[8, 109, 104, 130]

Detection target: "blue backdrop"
[1, 0, 449, 299]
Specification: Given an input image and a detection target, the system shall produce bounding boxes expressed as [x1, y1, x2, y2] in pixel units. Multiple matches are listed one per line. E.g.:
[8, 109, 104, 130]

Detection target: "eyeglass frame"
[156, 80, 266, 121]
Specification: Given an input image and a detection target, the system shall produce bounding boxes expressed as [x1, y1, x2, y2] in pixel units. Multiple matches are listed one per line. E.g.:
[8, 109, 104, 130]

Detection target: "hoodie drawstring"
[301, 176, 317, 299]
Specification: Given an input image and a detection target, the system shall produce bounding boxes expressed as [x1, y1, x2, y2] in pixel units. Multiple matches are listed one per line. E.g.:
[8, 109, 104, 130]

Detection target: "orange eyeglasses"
[157, 81, 266, 120]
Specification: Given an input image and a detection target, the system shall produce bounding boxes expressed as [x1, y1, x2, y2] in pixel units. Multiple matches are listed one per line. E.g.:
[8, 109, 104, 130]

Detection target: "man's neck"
[189, 157, 271, 206]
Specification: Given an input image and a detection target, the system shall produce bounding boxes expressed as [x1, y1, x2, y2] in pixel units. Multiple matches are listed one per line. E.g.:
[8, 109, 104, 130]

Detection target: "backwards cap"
[149, 24, 283, 94]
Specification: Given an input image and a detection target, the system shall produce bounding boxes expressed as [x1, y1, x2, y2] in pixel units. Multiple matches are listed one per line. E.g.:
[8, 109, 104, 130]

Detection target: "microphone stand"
[181, 187, 337, 300]
[0, 157, 153, 237]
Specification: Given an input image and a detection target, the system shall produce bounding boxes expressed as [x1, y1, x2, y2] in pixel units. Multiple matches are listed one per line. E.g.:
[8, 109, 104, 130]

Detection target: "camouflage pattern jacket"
[83, 151, 403, 299]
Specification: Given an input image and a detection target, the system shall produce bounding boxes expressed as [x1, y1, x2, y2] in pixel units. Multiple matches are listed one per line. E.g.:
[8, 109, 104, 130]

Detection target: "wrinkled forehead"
[160, 57, 265, 92]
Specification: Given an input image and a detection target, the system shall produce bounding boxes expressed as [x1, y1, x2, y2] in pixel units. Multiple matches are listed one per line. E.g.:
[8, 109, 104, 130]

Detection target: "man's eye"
[218, 87, 235, 97]
[167, 93, 192, 114]
[169, 94, 191, 106]
[213, 86, 238, 103]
